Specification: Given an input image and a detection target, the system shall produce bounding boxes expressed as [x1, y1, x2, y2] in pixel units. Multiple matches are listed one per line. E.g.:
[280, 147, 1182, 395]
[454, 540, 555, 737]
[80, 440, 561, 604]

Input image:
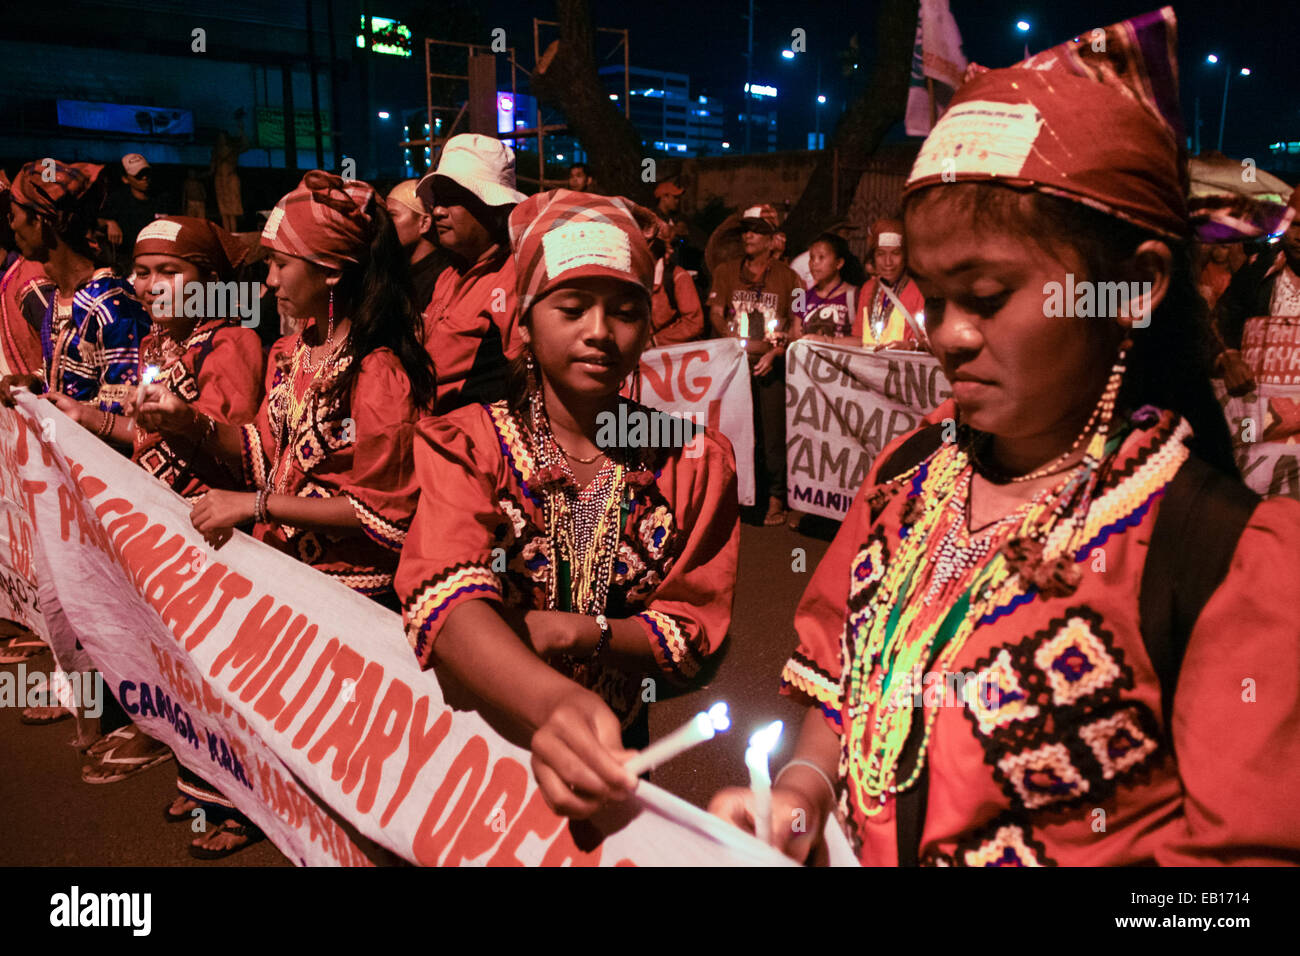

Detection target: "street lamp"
[1016, 20, 1031, 32]
[1207, 54, 1251, 152]
[781, 49, 795, 60]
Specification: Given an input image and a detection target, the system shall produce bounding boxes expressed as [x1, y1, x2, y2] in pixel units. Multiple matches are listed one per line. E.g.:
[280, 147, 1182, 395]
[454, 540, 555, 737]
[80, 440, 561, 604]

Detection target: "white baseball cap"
[122, 153, 151, 176]
[417, 134, 526, 210]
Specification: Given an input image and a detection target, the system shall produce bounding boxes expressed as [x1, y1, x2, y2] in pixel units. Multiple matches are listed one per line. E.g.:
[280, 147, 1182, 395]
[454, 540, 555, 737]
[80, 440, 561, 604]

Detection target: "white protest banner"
[1217, 382, 1300, 500]
[785, 341, 950, 520]
[635, 338, 756, 506]
[0, 408, 47, 640]
[4, 394, 793, 867]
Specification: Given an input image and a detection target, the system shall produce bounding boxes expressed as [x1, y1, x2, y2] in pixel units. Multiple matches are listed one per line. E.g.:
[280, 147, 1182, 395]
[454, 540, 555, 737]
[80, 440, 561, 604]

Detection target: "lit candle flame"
[746, 719, 784, 759]
[141, 365, 162, 386]
[707, 701, 730, 732]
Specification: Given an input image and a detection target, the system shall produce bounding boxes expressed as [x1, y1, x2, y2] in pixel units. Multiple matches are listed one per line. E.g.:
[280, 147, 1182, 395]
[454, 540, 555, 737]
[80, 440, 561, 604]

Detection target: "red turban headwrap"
[9, 160, 106, 221]
[905, 7, 1188, 240]
[134, 216, 253, 281]
[261, 170, 376, 270]
[509, 189, 655, 316]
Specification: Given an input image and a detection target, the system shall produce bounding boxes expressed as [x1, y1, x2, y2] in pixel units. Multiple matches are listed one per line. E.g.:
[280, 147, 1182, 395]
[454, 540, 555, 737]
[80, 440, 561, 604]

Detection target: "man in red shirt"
[417, 134, 526, 413]
[707, 204, 801, 525]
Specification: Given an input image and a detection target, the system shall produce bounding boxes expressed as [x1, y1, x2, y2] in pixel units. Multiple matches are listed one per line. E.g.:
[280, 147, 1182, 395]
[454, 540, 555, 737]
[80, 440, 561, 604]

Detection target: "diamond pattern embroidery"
[997, 742, 1090, 810]
[961, 824, 1048, 867]
[1034, 615, 1123, 708]
[1078, 707, 1159, 780]
[970, 648, 1039, 737]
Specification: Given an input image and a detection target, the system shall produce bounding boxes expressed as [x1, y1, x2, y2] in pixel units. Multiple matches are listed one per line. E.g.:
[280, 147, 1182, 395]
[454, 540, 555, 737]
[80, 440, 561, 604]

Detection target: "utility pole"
[744, 0, 753, 154]
[1217, 60, 1231, 153]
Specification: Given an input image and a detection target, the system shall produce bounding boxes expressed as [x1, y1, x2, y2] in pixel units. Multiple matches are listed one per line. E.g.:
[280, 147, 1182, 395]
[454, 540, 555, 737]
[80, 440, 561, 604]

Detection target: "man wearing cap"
[387, 179, 448, 313]
[99, 153, 172, 275]
[854, 218, 925, 349]
[417, 134, 526, 414]
[707, 203, 801, 525]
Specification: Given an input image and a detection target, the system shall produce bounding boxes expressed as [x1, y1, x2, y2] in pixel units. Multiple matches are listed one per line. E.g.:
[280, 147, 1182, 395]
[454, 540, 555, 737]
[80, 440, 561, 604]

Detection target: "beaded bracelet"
[592, 613, 611, 659]
[253, 488, 270, 524]
[97, 410, 116, 438]
[774, 759, 837, 803]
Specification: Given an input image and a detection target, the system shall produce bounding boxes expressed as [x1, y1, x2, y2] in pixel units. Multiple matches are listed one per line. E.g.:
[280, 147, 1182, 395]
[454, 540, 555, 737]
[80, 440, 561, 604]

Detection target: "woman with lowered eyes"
[710, 10, 1300, 867]
[396, 190, 741, 821]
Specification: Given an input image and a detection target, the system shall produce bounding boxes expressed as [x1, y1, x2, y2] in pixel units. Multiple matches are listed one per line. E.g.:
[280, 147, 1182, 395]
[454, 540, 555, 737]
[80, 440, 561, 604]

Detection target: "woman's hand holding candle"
[622, 702, 730, 778]
[135, 383, 197, 436]
[531, 686, 638, 820]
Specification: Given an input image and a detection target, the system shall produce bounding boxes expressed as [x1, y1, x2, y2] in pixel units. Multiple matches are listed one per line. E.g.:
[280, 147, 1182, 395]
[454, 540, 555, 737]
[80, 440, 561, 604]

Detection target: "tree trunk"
[532, 0, 651, 203]
[781, 0, 919, 252]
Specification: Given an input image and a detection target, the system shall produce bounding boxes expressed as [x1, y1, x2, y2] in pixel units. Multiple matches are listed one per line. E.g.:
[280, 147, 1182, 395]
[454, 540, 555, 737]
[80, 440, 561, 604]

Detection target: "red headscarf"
[904, 7, 1188, 240]
[261, 170, 376, 270]
[134, 216, 253, 281]
[509, 189, 655, 316]
[9, 160, 106, 221]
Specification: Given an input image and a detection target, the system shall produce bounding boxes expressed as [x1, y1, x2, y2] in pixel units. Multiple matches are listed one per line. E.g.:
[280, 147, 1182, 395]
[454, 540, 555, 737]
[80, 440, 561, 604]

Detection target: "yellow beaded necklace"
[843, 440, 1082, 816]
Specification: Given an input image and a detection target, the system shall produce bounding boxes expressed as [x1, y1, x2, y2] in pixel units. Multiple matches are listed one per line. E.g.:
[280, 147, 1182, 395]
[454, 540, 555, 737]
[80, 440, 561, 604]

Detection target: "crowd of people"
[1, 5, 1298, 866]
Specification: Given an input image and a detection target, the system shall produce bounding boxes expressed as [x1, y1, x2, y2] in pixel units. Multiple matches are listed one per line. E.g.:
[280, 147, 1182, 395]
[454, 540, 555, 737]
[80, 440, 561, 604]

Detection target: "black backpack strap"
[1139, 454, 1259, 729]
[875, 421, 946, 485]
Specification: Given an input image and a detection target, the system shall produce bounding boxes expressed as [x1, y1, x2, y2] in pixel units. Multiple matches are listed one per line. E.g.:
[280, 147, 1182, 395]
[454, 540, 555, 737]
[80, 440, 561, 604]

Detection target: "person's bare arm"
[435, 600, 637, 818]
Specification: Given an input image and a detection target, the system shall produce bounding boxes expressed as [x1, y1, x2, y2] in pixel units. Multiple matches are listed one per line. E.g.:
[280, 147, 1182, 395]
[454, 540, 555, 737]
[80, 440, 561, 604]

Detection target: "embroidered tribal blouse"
[240, 334, 422, 599]
[41, 269, 150, 413]
[395, 400, 741, 725]
[783, 400, 1300, 866]
[0, 256, 50, 376]
[132, 320, 264, 499]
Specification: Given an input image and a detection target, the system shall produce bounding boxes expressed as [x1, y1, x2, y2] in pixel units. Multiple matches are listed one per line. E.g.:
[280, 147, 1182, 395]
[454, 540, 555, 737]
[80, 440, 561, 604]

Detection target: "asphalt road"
[0, 517, 835, 866]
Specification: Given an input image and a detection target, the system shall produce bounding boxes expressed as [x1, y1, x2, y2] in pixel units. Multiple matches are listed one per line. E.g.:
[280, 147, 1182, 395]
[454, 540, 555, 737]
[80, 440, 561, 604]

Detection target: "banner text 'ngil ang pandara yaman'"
[0, 394, 794, 867]
[785, 341, 950, 520]
[634, 338, 756, 506]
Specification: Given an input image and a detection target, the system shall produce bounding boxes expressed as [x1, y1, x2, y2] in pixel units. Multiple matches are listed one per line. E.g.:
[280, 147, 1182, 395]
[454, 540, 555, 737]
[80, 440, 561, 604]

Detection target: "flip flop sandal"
[81, 743, 173, 784]
[79, 725, 136, 757]
[188, 819, 265, 860]
[164, 796, 201, 823]
[18, 674, 71, 724]
[20, 706, 72, 725]
[0, 635, 50, 664]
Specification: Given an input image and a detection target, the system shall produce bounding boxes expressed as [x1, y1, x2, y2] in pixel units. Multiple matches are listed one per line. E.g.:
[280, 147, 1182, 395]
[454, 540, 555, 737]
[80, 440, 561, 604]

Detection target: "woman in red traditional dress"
[395, 190, 740, 819]
[711, 10, 1300, 866]
[66, 216, 267, 854]
[139, 171, 435, 609]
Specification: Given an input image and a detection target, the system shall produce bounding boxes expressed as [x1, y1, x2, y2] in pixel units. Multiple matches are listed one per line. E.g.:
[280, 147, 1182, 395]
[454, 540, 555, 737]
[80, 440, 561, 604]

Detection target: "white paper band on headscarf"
[542, 220, 631, 275]
[908, 100, 1044, 183]
[876, 232, 902, 248]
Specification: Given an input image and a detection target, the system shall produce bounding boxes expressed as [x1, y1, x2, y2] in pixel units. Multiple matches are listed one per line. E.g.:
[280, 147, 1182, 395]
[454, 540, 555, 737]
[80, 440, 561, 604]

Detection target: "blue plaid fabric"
[42, 269, 150, 414]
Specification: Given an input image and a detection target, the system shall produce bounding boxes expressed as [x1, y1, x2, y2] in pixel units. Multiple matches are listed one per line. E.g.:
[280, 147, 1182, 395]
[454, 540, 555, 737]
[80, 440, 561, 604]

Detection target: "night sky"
[465, 0, 1297, 167]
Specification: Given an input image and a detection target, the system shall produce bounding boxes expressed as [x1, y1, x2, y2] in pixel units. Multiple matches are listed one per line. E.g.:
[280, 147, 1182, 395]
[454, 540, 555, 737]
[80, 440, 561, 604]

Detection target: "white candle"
[135, 364, 162, 416]
[745, 719, 784, 845]
[624, 701, 729, 778]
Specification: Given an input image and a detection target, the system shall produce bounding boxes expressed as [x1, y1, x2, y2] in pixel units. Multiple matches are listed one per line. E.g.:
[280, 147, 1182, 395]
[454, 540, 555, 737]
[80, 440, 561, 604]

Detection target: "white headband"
[877, 232, 902, 248]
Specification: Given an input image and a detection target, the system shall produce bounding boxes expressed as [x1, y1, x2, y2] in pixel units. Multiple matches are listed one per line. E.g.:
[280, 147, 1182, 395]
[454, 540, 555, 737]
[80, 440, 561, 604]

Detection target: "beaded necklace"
[527, 388, 627, 618]
[843, 441, 1096, 816]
